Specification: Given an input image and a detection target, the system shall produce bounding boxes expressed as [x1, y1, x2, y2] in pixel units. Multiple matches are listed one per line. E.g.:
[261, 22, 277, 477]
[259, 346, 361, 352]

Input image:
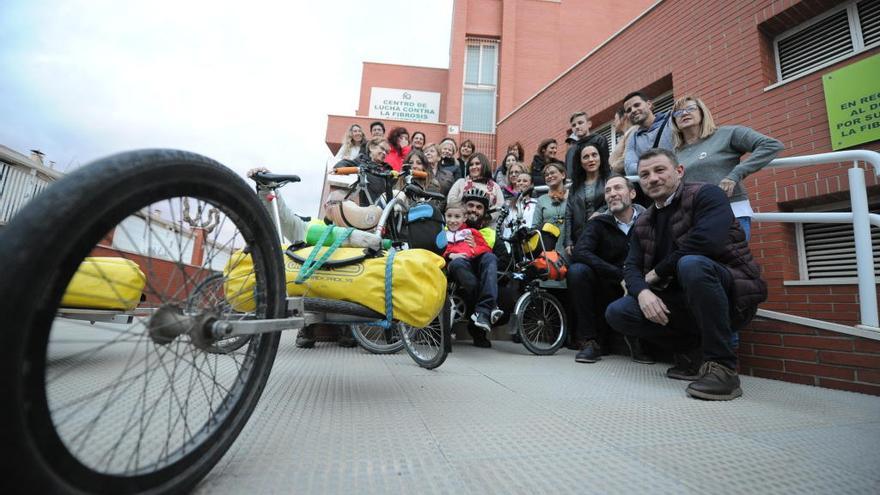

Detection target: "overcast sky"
[0, 0, 453, 215]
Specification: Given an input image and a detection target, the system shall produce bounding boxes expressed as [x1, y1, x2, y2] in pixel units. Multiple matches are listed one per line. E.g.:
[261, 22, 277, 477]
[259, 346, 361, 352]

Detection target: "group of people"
[310, 90, 783, 401]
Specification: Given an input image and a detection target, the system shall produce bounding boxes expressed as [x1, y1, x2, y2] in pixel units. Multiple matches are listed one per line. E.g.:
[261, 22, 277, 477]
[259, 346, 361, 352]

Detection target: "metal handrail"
[762, 150, 879, 330]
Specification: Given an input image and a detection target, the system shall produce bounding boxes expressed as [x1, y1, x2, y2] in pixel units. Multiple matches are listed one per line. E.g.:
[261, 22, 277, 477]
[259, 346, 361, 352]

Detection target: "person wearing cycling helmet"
[447, 188, 503, 347]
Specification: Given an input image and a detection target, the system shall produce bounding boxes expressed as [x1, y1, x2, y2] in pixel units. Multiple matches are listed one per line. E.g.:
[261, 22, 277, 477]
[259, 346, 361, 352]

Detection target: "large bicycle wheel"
[515, 290, 566, 355]
[401, 297, 451, 369]
[0, 149, 286, 494]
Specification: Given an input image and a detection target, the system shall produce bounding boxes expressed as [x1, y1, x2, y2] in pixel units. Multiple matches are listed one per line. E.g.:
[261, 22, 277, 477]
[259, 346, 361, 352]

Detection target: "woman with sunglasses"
[670, 95, 783, 240]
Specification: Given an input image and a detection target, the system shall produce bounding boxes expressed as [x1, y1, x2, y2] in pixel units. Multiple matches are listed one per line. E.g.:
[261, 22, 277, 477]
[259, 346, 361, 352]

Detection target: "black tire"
[350, 323, 405, 354]
[0, 149, 286, 494]
[302, 298, 404, 354]
[515, 290, 567, 355]
[401, 297, 451, 369]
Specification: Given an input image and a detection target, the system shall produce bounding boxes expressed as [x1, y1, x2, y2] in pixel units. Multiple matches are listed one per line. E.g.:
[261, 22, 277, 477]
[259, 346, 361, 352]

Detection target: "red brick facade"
[496, 0, 880, 394]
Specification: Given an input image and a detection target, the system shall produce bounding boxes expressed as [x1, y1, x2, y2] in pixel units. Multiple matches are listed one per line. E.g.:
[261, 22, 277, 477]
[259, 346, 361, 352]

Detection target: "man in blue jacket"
[606, 148, 767, 401]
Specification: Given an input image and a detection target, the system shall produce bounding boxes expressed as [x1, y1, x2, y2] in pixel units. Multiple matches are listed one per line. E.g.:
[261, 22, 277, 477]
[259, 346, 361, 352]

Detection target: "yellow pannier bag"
[224, 247, 447, 328]
[61, 257, 146, 311]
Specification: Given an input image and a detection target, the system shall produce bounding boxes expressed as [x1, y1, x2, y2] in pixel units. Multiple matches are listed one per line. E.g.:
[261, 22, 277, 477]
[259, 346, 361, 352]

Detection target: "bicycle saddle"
[251, 172, 301, 186]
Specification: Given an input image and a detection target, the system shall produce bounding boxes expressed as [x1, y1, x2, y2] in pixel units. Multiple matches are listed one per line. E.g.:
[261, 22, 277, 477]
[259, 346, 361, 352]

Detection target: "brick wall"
[496, 0, 880, 395]
[741, 318, 880, 395]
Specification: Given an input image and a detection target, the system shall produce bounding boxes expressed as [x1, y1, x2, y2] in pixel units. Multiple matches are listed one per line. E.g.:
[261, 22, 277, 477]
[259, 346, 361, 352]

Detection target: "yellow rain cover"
[61, 257, 146, 311]
[224, 247, 447, 328]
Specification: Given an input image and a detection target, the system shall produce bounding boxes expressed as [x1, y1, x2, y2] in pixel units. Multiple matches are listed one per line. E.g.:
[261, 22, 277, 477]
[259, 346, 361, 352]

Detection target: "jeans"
[448, 253, 499, 317]
[605, 255, 738, 369]
[737, 216, 751, 241]
[566, 262, 622, 343]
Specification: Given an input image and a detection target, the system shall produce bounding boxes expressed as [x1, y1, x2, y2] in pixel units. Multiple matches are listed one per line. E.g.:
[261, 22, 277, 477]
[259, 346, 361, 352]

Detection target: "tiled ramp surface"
[196, 335, 880, 494]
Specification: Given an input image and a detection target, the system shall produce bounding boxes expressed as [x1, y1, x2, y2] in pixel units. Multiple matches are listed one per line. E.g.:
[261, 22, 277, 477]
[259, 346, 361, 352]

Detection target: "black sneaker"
[575, 340, 602, 363]
[296, 326, 316, 349]
[337, 327, 358, 348]
[472, 331, 492, 348]
[686, 362, 743, 401]
[511, 333, 522, 344]
[666, 348, 702, 380]
[470, 312, 492, 332]
[624, 336, 655, 364]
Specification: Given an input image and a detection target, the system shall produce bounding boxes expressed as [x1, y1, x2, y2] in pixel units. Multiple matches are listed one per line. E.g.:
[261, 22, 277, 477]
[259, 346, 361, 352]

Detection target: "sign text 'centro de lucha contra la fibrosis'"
[369, 88, 441, 123]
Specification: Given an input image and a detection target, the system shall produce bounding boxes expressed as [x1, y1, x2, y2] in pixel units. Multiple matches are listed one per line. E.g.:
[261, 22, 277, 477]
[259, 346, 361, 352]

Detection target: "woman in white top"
[334, 124, 366, 162]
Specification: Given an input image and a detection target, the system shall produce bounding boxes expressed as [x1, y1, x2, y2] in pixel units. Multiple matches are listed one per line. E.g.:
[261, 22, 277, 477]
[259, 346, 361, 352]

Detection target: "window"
[462, 40, 498, 133]
[774, 0, 880, 83]
[795, 206, 880, 281]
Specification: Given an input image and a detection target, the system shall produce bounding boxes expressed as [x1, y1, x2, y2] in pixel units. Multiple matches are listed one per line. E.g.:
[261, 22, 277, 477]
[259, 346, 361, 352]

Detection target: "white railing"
[755, 150, 880, 335]
[0, 148, 62, 225]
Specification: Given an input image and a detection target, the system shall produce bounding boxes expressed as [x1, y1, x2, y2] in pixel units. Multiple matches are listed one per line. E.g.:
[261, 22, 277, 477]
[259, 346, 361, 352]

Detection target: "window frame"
[461, 39, 499, 134]
[770, 0, 880, 88]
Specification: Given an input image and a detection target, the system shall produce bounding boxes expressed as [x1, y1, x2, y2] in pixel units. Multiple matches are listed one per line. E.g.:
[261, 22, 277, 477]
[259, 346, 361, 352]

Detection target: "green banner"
[822, 53, 880, 150]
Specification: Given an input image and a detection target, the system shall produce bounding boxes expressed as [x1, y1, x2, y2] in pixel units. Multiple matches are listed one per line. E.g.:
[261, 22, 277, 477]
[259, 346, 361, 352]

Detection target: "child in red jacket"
[443, 205, 491, 260]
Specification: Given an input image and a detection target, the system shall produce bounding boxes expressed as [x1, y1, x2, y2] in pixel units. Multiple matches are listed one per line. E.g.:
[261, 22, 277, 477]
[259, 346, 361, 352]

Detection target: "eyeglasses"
[673, 105, 699, 118]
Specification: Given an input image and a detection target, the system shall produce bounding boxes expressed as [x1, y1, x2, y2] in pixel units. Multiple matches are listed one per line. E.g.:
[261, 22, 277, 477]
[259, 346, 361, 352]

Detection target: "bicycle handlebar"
[332, 167, 359, 175]
[404, 184, 446, 201]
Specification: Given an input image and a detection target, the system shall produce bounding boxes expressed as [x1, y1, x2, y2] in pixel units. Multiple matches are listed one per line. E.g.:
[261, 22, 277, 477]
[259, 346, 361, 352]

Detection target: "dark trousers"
[604, 255, 738, 369]
[448, 253, 498, 317]
[566, 262, 622, 344]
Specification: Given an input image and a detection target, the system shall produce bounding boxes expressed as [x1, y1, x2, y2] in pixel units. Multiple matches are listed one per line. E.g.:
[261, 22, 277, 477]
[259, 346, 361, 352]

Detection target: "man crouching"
[605, 148, 767, 400]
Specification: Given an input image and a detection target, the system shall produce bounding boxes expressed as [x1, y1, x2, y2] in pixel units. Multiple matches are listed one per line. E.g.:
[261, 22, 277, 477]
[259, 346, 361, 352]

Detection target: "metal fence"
[0, 157, 60, 225]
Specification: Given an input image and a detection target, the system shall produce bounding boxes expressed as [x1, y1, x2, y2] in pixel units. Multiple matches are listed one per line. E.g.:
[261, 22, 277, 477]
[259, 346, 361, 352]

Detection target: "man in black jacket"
[605, 149, 767, 401]
[564, 111, 608, 180]
[568, 175, 648, 363]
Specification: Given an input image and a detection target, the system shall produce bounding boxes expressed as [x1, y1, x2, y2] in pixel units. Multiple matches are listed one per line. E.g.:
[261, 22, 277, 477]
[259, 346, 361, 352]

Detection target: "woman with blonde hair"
[422, 143, 455, 196]
[334, 123, 367, 161]
[670, 95, 783, 240]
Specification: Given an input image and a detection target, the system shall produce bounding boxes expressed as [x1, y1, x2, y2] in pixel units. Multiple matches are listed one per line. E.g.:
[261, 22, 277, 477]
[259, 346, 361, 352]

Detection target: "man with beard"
[605, 149, 767, 401]
[446, 188, 503, 347]
[622, 92, 674, 175]
[567, 175, 649, 363]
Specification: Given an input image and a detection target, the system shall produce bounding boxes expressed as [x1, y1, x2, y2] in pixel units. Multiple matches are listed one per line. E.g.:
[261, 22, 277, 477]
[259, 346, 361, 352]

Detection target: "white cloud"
[0, 0, 453, 215]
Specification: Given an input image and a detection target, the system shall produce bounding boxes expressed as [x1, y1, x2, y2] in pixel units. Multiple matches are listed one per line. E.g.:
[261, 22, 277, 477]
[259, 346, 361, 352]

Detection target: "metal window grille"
[462, 39, 498, 133]
[859, 0, 880, 46]
[797, 207, 880, 280]
[774, 0, 880, 83]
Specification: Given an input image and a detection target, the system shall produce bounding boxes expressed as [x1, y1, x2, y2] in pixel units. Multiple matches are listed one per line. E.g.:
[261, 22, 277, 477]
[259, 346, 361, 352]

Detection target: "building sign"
[822, 54, 880, 151]
[369, 87, 440, 123]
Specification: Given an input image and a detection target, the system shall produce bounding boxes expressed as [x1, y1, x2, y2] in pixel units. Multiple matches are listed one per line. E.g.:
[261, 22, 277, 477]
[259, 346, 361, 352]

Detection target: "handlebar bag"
[61, 257, 146, 311]
[224, 246, 447, 328]
[403, 203, 446, 255]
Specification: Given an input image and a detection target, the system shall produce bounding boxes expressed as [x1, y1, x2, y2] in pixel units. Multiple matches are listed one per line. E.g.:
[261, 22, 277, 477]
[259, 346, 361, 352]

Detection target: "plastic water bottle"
[305, 223, 391, 250]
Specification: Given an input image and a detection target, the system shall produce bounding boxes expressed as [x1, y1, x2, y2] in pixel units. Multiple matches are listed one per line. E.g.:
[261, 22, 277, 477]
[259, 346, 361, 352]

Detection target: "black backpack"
[404, 202, 446, 255]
